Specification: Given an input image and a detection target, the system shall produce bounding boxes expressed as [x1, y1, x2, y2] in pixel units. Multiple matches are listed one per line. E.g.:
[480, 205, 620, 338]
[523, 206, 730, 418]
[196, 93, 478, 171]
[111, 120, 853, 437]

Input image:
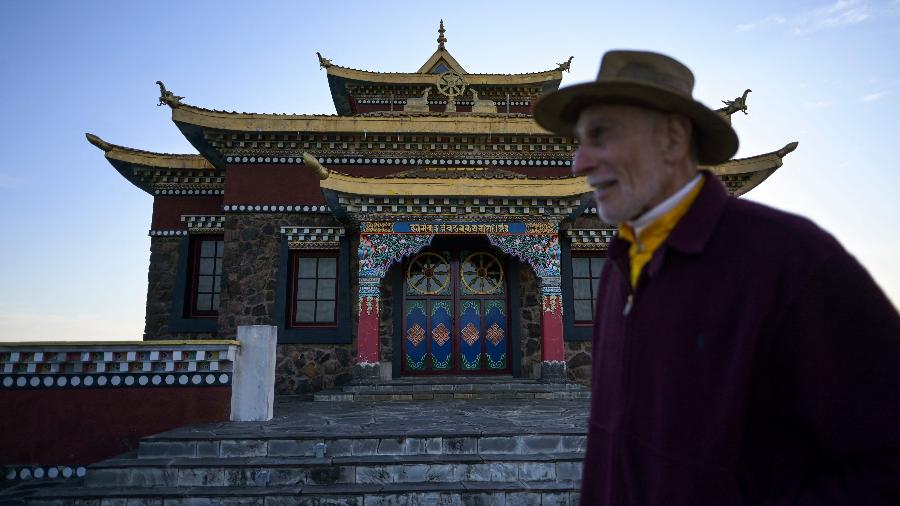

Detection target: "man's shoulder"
[721, 196, 841, 249]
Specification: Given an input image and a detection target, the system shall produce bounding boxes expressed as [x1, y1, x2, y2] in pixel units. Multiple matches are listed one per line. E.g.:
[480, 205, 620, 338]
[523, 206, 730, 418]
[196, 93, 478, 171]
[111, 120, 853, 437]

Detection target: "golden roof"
[171, 103, 552, 135]
[86, 133, 213, 170]
[299, 142, 798, 199]
[320, 20, 564, 86]
[324, 65, 564, 86]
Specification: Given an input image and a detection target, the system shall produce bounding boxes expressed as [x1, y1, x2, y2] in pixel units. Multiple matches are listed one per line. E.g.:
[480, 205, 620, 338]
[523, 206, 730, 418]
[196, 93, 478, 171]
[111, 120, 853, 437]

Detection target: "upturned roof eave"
[321, 171, 592, 198]
[706, 141, 799, 196]
[85, 133, 216, 195]
[324, 64, 565, 86]
[170, 103, 553, 135]
[305, 141, 798, 199]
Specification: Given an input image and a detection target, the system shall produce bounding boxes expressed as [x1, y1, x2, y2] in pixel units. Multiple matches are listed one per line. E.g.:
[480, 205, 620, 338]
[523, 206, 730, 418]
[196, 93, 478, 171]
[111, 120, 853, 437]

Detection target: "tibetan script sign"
[362, 222, 557, 235]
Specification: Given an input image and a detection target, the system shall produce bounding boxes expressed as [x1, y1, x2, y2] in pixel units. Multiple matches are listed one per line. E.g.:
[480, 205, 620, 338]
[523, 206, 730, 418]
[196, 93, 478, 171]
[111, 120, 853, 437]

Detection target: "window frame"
[571, 254, 605, 326]
[186, 235, 224, 318]
[288, 251, 339, 328]
[561, 237, 606, 341]
[168, 235, 218, 333]
[274, 238, 351, 344]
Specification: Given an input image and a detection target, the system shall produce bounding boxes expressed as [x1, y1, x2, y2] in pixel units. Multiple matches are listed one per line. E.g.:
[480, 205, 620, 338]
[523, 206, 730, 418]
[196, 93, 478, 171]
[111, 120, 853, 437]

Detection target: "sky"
[1, 0, 898, 341]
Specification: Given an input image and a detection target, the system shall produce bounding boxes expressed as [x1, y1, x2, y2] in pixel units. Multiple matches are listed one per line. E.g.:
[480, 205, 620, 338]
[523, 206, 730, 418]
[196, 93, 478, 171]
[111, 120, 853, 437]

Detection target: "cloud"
[793, 0, 872, 34]
[736, 15, 787, 32]
[861, 91, 887, 102]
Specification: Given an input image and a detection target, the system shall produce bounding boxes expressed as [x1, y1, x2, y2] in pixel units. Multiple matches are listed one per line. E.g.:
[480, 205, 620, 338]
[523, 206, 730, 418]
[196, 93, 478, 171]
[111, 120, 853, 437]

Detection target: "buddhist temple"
[85, 22, 797, 393]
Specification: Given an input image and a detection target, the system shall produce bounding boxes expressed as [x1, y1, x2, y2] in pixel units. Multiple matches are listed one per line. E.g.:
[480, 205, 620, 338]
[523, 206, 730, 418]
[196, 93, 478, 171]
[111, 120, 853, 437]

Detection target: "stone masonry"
[144, 236, 218, 341]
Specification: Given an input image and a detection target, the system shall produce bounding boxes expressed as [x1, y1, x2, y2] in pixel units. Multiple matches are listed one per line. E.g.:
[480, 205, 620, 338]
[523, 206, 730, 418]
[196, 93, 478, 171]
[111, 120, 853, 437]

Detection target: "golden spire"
[437, 19, 447, 50]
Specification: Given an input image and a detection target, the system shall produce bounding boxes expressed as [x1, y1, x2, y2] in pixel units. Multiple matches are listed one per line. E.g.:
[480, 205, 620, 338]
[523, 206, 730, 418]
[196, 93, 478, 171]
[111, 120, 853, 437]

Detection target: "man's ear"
[662, 114, 693, 162]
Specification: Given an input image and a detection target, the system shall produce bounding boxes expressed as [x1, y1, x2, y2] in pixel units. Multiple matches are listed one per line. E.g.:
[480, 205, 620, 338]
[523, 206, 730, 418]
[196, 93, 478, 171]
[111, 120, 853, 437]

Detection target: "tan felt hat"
[534, 50, 738, 165]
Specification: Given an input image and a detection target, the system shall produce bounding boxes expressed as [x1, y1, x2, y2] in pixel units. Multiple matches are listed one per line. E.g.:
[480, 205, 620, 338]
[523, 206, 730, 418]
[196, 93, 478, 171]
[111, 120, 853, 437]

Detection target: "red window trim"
[288, 250, 339, 329]
[573, 252, 606, 326]
[186, 235, 223, 318]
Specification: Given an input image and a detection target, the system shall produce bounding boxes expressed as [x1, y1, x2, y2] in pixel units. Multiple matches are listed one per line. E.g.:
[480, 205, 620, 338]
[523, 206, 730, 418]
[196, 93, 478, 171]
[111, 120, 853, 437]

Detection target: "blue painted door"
[402, 248, 509, 375]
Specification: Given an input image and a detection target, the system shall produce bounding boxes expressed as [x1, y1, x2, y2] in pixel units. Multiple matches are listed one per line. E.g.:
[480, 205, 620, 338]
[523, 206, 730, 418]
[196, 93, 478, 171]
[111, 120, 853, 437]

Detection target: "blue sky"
[1, 0, 898, 340]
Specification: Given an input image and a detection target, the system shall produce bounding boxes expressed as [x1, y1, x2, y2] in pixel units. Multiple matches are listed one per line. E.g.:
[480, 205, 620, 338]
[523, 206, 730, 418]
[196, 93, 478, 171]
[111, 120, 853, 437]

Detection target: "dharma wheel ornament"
[407, 252, 451, 295]
[461, 252, 504, 295]
[437, 71, 467, 112]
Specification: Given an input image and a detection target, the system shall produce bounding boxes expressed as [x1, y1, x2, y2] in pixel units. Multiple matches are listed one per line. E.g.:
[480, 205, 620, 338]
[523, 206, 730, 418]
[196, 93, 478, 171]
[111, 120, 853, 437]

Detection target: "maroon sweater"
[582, 173, 900, 505]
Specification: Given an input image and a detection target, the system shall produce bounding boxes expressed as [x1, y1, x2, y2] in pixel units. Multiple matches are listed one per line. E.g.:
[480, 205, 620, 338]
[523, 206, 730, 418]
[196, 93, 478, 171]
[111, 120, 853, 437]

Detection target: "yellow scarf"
[617, 178, 705, 287]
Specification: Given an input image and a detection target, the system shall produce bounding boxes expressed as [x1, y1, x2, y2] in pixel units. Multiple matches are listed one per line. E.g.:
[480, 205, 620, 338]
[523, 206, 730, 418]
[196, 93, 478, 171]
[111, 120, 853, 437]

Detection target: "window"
[291, 254, 338, 326]
[188, 236, 223, 317]
[572, 255, 605, 324]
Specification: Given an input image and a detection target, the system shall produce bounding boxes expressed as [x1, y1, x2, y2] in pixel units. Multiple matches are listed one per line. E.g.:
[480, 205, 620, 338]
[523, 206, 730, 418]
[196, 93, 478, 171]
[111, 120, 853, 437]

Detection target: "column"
[355, 230, 434, 381]
[488, 232, 566, 380]
[539, 276, 566, 380]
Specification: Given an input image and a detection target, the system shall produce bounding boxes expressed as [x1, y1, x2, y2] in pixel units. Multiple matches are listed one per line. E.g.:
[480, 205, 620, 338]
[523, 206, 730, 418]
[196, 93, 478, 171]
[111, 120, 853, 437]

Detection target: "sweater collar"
[608, 170, 727, 261]
[664, 170, 728, 254]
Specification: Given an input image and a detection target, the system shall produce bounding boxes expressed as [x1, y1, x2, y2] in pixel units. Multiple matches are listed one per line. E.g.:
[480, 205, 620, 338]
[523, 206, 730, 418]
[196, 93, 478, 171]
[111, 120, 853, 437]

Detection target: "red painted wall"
[0, 387, 230, 465]
[224, 164, 327, 205]
[151, 196, 223, 230]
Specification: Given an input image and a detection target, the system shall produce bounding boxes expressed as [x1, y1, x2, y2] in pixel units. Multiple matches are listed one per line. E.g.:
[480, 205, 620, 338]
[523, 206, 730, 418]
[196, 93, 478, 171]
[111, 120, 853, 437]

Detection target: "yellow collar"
[617, 176, 705, 287]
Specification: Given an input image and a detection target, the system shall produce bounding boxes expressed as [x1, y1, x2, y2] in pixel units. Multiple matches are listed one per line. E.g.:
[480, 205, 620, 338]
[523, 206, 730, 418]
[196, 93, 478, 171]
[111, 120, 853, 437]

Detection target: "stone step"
[83, 452, 584, 488]
[346, 376, 584, 387]
[316, 379, 589, 402]
[315, 389, 590, 402]
[28, 480, 581, 505]
[137, 431, 587, 459]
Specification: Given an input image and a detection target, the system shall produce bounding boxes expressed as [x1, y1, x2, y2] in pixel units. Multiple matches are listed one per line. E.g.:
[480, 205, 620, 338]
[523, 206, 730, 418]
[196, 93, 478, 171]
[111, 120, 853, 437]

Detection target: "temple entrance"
[401, 239, 510, 375]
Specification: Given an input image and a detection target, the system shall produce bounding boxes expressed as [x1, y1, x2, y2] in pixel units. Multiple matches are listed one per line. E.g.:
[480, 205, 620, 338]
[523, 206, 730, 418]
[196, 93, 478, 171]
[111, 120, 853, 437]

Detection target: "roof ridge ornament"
[777, 141, 799, 158]
[556, 56, 574, 73]
[302, 153, 330, 180]
[720, 89, 752, 116]
[437, 19, 447, 50]
[156, 81, 184, 108]
[316, 52, 333, 69]
[85, 133, 113, 152]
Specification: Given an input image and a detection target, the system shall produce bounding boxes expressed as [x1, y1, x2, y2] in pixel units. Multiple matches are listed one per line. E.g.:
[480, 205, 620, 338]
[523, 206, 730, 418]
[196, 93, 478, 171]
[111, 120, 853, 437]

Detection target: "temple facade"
[87, 23, 797, 394]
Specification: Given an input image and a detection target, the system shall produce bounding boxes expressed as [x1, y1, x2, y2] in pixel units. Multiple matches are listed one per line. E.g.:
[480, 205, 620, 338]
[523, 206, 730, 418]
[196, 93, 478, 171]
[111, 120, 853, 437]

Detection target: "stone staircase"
[315, 376, 591, 402]
[20, 382, 589, 505]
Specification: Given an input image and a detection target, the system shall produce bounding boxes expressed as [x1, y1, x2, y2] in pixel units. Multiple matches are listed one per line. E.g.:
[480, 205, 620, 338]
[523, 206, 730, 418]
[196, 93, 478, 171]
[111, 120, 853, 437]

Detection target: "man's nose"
[571, 148, 590, 176]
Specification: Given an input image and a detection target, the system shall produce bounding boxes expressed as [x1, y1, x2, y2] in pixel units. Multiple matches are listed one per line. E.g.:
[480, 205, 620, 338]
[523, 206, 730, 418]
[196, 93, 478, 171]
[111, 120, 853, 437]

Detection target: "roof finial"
[302, 153, 330, 180]
[719, 89, 752, 116]
[85, 133, 113, 152]
[437, 19, 447, 50]
[316, 52, 333, 69]
[156, 81, 184, 108]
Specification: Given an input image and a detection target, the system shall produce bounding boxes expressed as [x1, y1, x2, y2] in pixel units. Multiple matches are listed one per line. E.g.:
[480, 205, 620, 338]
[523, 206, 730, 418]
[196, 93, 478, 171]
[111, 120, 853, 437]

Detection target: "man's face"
[572, 104, 682, 224]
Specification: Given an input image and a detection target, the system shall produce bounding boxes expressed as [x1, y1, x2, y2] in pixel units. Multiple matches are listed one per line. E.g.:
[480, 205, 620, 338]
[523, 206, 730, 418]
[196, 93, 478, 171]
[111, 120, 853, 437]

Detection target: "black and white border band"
[1, 372, 232, 389]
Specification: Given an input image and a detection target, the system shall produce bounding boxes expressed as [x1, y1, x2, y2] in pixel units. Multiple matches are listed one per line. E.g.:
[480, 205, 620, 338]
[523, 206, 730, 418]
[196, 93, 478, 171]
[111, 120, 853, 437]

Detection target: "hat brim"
[534, 81, 738, 165]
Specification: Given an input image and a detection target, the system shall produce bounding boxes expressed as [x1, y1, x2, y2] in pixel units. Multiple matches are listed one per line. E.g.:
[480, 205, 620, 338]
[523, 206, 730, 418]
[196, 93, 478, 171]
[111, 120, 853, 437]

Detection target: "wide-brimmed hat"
[534, 50, 738, 165]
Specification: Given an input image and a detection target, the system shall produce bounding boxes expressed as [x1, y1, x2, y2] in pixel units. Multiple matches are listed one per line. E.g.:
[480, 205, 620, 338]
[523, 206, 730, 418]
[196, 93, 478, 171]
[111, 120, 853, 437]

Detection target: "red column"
[357, 280, 380, 365]
[540, 291, 566, 362]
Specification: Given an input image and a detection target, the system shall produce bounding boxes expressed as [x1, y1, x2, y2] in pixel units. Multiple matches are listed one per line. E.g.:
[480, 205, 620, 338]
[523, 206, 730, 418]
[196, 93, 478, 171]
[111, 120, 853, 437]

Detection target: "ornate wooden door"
[402, 248, 510, 375]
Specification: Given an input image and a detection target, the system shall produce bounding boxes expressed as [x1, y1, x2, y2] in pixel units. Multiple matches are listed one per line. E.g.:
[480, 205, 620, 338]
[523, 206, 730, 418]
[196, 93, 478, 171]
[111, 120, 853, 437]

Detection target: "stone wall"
[378, 265, 396, 373]
[275, 344, 354, 395]
[518, 264, 543, 378]
[217, 212, 343, 337]
[216, 212, 355, 393]
[565, 341, 592, 385]
[144, 236, 218, 341]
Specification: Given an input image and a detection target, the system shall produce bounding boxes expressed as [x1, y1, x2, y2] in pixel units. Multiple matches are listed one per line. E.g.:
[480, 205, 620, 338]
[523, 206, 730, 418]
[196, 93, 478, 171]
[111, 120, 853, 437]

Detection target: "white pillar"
[231, 325, 277, 422]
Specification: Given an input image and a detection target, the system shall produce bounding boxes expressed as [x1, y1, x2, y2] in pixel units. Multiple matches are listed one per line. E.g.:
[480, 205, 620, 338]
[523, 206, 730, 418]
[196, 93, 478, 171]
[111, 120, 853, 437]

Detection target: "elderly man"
[535, 51, 900, 505]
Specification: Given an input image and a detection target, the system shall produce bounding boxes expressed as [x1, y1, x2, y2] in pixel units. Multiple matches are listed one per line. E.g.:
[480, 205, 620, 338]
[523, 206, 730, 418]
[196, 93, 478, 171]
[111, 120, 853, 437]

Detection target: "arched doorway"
[400, 237, 511, 375]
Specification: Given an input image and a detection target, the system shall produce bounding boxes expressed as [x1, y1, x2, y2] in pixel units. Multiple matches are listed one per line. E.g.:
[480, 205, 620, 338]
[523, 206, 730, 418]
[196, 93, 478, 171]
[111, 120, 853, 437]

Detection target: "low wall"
[0, 329, 274, 482]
